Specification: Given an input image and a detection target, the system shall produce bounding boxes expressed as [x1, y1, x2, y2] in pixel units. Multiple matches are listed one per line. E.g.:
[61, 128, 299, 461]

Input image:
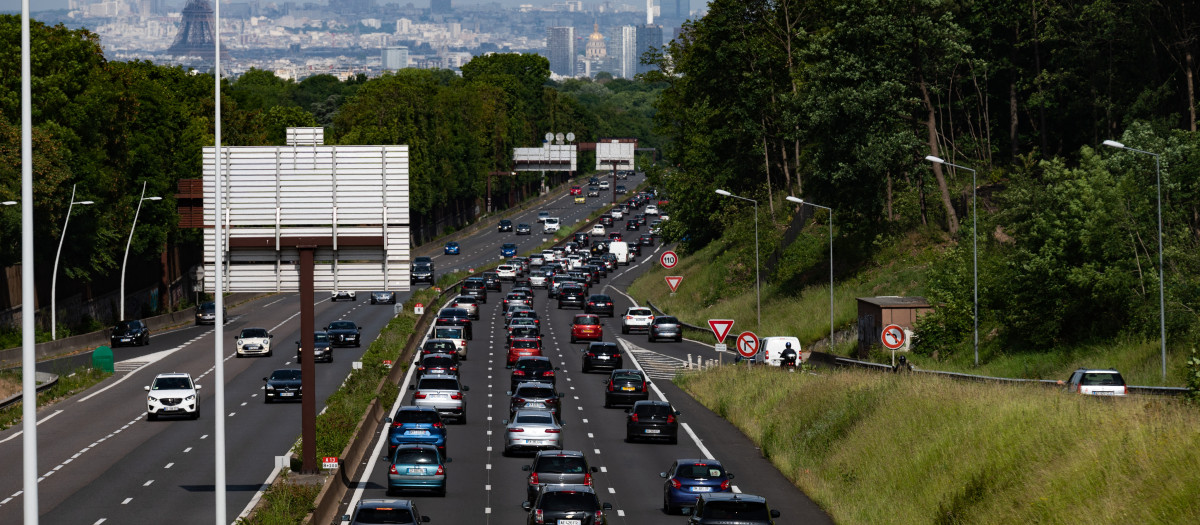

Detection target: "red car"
[570, 314, 603, 344]
[607, 232, 623, 242]
[507, 337, 544, 366]
[569, 186, 583, 196]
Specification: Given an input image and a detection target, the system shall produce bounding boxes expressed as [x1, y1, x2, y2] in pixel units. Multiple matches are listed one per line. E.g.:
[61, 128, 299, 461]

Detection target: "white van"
[543, 217, 560, 233]
[608, 241, 631, 265]
[756, 336, 801, 366]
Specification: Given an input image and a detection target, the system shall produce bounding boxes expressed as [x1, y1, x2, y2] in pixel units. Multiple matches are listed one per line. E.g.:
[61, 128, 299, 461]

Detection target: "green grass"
[677, 366, 1200, 524]
[0, 367, 112, 431]
[235, 470, 322, 525]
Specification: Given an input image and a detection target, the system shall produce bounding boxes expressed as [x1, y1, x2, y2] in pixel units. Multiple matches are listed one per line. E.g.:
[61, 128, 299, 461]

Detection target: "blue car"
[387, 443, 449, 496]
[444, 241, 460, 255]
[387, 406, 447, 456]
[501, 243, 518, 257]
[660, 458, 734, 514]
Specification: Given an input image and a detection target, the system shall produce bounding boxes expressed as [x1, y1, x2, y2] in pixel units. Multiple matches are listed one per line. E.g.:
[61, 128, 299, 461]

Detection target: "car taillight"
[545, 428, 561, 433]
[544, 370, 555, 377]
[642, 381, 648, 391]
[625, 315, 632, 320]
[667, 414, 676, 423]
[669, 478, 681, 489]
[607, 382, 614, 392]
[414, 393, 427, 399]
[586, 352, 596, 357]
[418, 367, 426, 372]
[630, 413, 639, 422]
[513, 370, 526, 376]
[389, 464, 398, 474]
[533, 509, 544, 524]
[720, 479, 731, 490]
[392, 422, 404, 428]
[450, 393, 463, 400]
[594, 510, 604, 521]
[529, 473, 539, 484]
[433, 422, 443, 428]
[583, 472, 593, 485]
[510, 427, 525, 432]
[513, 398, 526, 404]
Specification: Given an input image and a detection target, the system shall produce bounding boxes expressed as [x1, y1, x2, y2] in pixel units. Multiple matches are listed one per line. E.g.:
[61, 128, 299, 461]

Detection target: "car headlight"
[237, 339, 244, 346]
[147, 395, 158, 403]
[266, 384, 275, 390]
[185, 394, 196, 402]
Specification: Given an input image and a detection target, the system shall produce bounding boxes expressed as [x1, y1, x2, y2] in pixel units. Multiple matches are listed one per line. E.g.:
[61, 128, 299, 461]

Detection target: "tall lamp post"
[925, 155, 979, 366]
[51, 184, 94, 340]
[786, 196, 834, 346]
[715, 189, 760, 329]
[119, 181, 161, 321]
[1102, 140, 1166, 381]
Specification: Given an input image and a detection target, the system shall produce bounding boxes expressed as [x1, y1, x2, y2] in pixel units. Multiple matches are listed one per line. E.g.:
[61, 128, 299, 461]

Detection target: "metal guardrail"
[0, 372, 60, 411]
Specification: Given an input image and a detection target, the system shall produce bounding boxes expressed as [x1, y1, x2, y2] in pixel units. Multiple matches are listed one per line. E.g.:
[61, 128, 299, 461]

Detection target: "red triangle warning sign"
[665, 276, 683, 293]
[708, 319, 735, 342]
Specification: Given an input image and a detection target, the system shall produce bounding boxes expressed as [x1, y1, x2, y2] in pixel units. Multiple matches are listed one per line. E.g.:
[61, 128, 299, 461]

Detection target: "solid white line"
[0, 409, 63, 444]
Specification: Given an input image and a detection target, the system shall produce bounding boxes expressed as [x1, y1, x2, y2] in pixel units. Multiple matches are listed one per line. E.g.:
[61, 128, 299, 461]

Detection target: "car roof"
[154, 372, 192, 379]
[539, 483, 597, 494]
[698, 492, 768, 504]
[535, 449, 584, 458]
[357, 498, 416, 509]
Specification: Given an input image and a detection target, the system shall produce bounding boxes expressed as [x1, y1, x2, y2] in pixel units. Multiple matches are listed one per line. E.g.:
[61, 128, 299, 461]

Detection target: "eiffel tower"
[166, 0, 224, 60]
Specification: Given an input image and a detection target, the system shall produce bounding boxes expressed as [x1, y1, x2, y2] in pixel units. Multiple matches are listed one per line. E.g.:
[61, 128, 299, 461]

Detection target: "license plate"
[596, 355, 609, 360]
[404, 430, 430, 436]
[280, 392, 294, 397]
[245, 345, 260, 350]
[121, 338, 132, 342]
[406, 467, 426, 474]
[557, 520, 582, 525]
[644, 429, 660, 434]
[692, 486, 713, 492]
[622, 386, 634, 391]
[162, 407, 179, 412]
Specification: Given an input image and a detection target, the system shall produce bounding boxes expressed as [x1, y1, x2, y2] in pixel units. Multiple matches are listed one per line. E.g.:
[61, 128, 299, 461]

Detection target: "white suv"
[621, 307, 655, 334]
[543, 217, 561, 233]
[145, 372, 201, 420]
[1063, 368, 1127, 396]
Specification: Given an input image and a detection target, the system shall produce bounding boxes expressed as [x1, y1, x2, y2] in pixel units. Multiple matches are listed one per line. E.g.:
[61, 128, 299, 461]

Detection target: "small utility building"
[856, 296, 933, 355]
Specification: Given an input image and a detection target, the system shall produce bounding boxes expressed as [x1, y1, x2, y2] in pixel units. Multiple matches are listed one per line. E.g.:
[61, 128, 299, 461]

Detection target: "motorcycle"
[780, 350, 798, 370]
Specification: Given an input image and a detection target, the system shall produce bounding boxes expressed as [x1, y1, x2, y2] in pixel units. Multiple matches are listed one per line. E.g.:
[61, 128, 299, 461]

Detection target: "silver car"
[502, 409, 563, 456]
[410, 375, 469, 424]
[649, 316, 683, 342]
[449, 296, 480, 320]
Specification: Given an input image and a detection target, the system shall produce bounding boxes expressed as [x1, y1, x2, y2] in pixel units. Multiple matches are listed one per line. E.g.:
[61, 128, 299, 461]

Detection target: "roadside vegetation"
[0, 367, 112, 431]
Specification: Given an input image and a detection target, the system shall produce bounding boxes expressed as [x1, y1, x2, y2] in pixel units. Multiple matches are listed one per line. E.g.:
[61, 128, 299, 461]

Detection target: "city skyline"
[0, 0, 702, 14]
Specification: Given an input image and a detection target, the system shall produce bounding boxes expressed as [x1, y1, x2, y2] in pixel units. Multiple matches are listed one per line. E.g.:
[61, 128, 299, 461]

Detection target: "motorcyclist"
[780, 341, 798, 368]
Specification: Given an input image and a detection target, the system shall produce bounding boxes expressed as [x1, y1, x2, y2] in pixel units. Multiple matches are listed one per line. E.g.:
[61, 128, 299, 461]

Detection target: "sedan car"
[603, 369, 649, 408]
[410, 374, 469, 424]
[235, 327, 272, 357]
[649, 316, 683, 342]
[585, 295, 614, 317]
[145, 372, 200, 420]
[111, 319, 151, 347]
[570, 314, 603, 344]
[516, 223, 532, 235]
[503, 409, 563, 456]
[443, 241, 460, 255]
[343, 499, 431, 525]
[325, 320, 362, 347]
[195, 301, 227, 325]
[661, 459, 735, 514]
[626, 400, 680, 444]
[510, 355, 559, 390]
[386, 443, 450, 496]
[370, 291, 397, 304]
[263, 368, 302, 403]
[498, 218, 514, 232]
[581, 342, 622, 373]
[296, 332, 333, 363]
[387, 405, 447, 456]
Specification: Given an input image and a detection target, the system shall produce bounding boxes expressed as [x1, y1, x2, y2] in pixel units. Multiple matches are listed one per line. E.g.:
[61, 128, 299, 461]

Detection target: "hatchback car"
[325, 320, 362, 347]
[511, 356, 559, 390]
[543, 217, 561, 233]
[370, 290, 398, 304]
[569, 185, 582, 196]
[343, 499, 431, 525]
[387, 405, 447, 456]
[263, 368, 302, 403]
[507, 337, 544, 367]
[501, 243, 519, 258]
[386, 443, 450, 496]
[417, 353, 460, 377]
[574, 195, 587, 204]
[621, 307, 655, 334]
[570, 314, 603, 343]
[449, 295, 480, 320]
[523, 484, 612, 525]
[508, 381, 562, 419]
[582, 342, 622, 373]
[584, 295, 614, 317]
[296, 331, 333, 363]
[461, 278, 488, 302]
[557, 284, 587, 310]
[649, 316, 683, 342]
[444, 241, 460, 255]
[522, 450, 600, 503]
[410, 375, 469, 423]
[626, 400, 680, 444]
[498, 218, 514, 232]
[516, 222, 532, 235]
[604, 369, 649, 408]
[1063, 368, 1127, 396]
[145, 372, 200, 420]
[503, 409, 563, 456]
[111, 319, 151, 347]
[687, 493, 780, 524]
[195, 301, 227, 325]
[235, 327, 273, 357]
[661, 459, 734, 514]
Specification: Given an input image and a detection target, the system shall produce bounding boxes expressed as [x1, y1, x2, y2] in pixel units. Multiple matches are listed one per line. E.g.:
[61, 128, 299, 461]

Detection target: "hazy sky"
[0, 1, 609, 14]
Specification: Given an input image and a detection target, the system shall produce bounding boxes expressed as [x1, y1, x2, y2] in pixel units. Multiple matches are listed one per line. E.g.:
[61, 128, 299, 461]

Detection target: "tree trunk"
[762, 121, 774, 215]
[920, 74, 960, 234]
[1010, 81, 1019, 160]
[1188, 51, 1196, 132]
[794, 139, 802, 195]
[886, 171, 893, 222]
[779, 137, 793, 197]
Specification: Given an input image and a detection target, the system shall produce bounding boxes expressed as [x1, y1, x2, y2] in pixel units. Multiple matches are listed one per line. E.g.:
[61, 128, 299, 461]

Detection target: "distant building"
[547, 26, 575, 77]
[659, 0, 688, 20]
[585, 24, 606, 59]
[431, 0, 452, 14]
[382, 46, 409, 70]
[635, 24, 662, 75]
[608, 25, 636, 79]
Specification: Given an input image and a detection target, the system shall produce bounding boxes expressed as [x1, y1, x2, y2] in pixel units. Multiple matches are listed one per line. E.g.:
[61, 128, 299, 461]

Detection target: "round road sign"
[736, 331, 759, 358]
[660, 251, 678, 269]
[881, 324, 906, 350]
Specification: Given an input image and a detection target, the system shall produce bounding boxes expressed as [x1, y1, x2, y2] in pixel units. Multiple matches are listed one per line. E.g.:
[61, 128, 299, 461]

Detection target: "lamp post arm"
[51, 184, 77, 340]
[119, 181, 148, 321]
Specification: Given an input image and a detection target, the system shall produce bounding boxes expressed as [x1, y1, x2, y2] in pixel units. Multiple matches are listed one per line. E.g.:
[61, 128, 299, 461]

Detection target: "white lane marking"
[621, 338, 718, 461]
[121, 498, 132, 505]
[77, 347, 187, 403]
[0, 410, 63, 444]
[143, 480, 154, 486]
[164, 463, 174, 469]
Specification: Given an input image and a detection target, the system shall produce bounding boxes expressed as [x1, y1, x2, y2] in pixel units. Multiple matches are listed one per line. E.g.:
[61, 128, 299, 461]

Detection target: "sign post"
[736, 331, 759, 364]
[660, 250, 678, 269]
[665, 276, 683, 294]
[881, 324, 906, 366]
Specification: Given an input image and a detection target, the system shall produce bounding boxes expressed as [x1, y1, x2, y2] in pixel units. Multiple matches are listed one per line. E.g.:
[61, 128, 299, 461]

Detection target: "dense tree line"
[649, 0, 1200, 356]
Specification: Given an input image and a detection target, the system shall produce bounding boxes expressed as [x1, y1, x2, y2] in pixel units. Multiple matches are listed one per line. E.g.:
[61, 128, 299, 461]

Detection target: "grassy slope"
[678, 366, 1200, 524]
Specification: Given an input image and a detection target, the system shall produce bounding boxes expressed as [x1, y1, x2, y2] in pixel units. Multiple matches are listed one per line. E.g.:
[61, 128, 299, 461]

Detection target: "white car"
[236, 327, 273, 357]
[496, 264, 518, 281]
[621, 307, 655, 334]
[589, 224, 606, 236]
[331, 290, 356, 302]
[431, 327, 468, 360]
[542, 249, 558, 263]
[529, 253, 546, 266]
[645, 204, 660, 216]
[529, 272, 548, 288]
[145, 372, 201, 420]
[599, 180, 610, 190]
[543, 217, 560, 233]
[610, 208, 624, 220]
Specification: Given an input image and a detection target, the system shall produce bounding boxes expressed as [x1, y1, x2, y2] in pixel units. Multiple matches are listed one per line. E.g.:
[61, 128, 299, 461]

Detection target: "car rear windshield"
[418, 378, 460, 390]
[424, 340, 456, 351]
[703, 501, 770, 519]
[656, 317, 679, 324]
[635, 404, 673, 418]
[453, 296, 476, 304]
[678, 464, 725, 478]
[423, 357, 456, 367]
[1081, 372, 1125, 386]
[353, 507, 415, 524]
[439, 308, 469, 317]
[515, 413, 556, 425]
[613, 373, 642, 382]
[590, 344, 618, 354]
[540, 492, 599, 511]
[575, 316, 599, 324]
[392, 449, 440, 464]
[434, 328, 463, 339]
[517, 387, 556, 398]
[628, 308, 652, 316]
[536, 456, 587, 474]
[517, 359, 552, 371]
[396, 410, 441, 424]
[513, 339, 539, 349]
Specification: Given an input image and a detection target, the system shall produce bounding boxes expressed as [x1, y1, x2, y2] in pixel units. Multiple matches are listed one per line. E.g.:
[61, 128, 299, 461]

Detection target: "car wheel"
[648, 334, 655, 342]
[582, 364, 590, 373]
[669, 434, 678, 445]
[570, 336, 576, 344]
[603, 398, 611, 408]
[330, 297, 336, 302]
[625, 433, 635, 443]
[664, 494, 672, 514]
[557, 302, 563, 309]
[266, 350, 273, 357]
[459, 411, 467, 424]
[622, 326, 629, 334]
[676, 336, 683, 342]
[371, 299, 376, 305]
[192, 410, 201, 420]
[236, 353, 243, 358]
[356, 342, 361, 348]
[147, 412, 157, 421]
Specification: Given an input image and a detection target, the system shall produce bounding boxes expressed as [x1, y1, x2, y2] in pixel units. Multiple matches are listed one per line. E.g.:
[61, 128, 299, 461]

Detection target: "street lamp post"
[786, 196, 834, 347]
[715, 189, 760, 329]
[1102, 139, 1166, 381]
[119, 181, 161, 321]
[925, 155, 979, 366]
[51, 184, 94, 340]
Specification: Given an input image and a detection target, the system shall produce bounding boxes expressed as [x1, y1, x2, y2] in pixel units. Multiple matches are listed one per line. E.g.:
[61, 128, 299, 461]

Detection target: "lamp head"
[924, 155, 945, 164]
[785, 196, 803, 204]
[77, 200, 95, 206]
[146, 196, 163, 201]
[1102, 140, 1125, 149]
[715, 189, 731, 196]
[1, 201, 16, 206]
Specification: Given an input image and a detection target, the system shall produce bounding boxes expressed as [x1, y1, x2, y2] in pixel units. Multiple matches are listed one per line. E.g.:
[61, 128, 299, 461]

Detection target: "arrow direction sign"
[665, 276, 683, 293]
[707, 319, 734, 343]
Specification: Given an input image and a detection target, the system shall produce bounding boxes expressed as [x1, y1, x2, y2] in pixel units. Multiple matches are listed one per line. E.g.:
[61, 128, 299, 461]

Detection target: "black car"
[343, 499, 431, 525]
[603, 369, 649, 408]
[599, 215, 614, 227]
[582, 265, 602, 285]
[510, 356, 559, 390]
[582, 342, 622, 373]
[325, 320, 362, 347]
[461, 278, 488, 303]
[625, 219, 641, 231]
[516, 223, 532, 235]
[110, 319, 150, 347]
[557, 284, 587, 309]
[586, 258, 608, 277]
[296, 332, 333, 363]
[572, 232, 591, 247]
[507, 325, 542, 346]
[508, 382, 562, 419]
[585, 294, 614, 316]
[523, 484, 612, 525]
[418, 353, 460, 377]
[498, 218, 514, 232]
[263, 368, 302, 403]
[483, 272, 502, 291]
[410, 262, 434, 284]
[625, 400, 680, 444]
[687, 493, 781, 524]
[638, 233, 655, 246]
[434, 308, 474, 340]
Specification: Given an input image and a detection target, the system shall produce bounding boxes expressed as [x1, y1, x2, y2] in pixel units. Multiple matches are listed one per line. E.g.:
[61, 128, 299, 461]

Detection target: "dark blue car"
[387, 406, 447, 456]
[444, 241, 460, 255]
[660, 458, 734, 514]
[501, 243, 518, 257]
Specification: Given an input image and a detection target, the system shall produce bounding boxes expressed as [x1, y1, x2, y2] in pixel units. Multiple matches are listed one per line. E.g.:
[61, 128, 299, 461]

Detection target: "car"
[501, 243, 519, 257]
[586, 258, 608, 277]
[570, 314, 603, 344]
[443, 241, 461, 255]
[235, 327, 273, 357]
[449, 295, 480, 320]
[516, 222, 533, 235]
[410, 374, 469, 423]
[502, 291, 532, 309]
[144, 372, 200, 420]
[626, 400, 680, 444]
[582, 265, 602, 285]
[434, 308, 474, 340]
[649, 316, 683, 342]
[498, 218, 514, 232]
[529, 253, 546, 266]
[263, 368, 302, 403]
[661, 459, 735, 514]
[569, 185, 583, 196]
[626, 219, 641, 231]
[417, 353, 460, 377]
[461, 278, 488, 302]
[370, 290, 397, 304]
[508, 381, 562, 419]
[507, 337, 544, 366]
[420, 338, 460, 359]
[529, 271, 548, 288]
[586, 185, 600, 197]
[521, 450, 600, 503]
[621, 307, 655, 334]
[607, 232, 623, 242]
[504, 305, 536, 326]
[523, 484, 612, 525]
[543, 217, 560, 233]
[325, 320, 362, 347]
[638, 233, 655, 246]
[511, 355, 559, 390]
[386, 443, 450, 496]
[387, 405, 447, 456]
[615, 184, 627, 194]
[645, 204, 660, 215]
[599, 215, 614, 227]
[582, 342, 622, 373]
[572, 231, 591, 247]
[414, 256, 433, 266]
[537, 210, 551, 223]
[195, 301, 227, 325]
[584, 295, 614, 317]
[296, 331, 333, 363]
[507, 324, 543, 346]
[687, 493, 781, 524]
[343, 499, 431, 525]
[1063, 368, 1127, 396]
[483, 271, 503, 291]
[557, 284, 587, 310]
[497, 264, 518, 281]
[111, 319, 151, 347]
[502, 409, 564, 456]
[650, 219, 663, 235]
[603, 369, 649, 408]
[628, 242, 643, 257]
[331, 290, 357, 302]
[598, 180, 610, 190]
[431, 326, 468, 359]
[410, 262, 434, 284]
[574, 195, 586, 204]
